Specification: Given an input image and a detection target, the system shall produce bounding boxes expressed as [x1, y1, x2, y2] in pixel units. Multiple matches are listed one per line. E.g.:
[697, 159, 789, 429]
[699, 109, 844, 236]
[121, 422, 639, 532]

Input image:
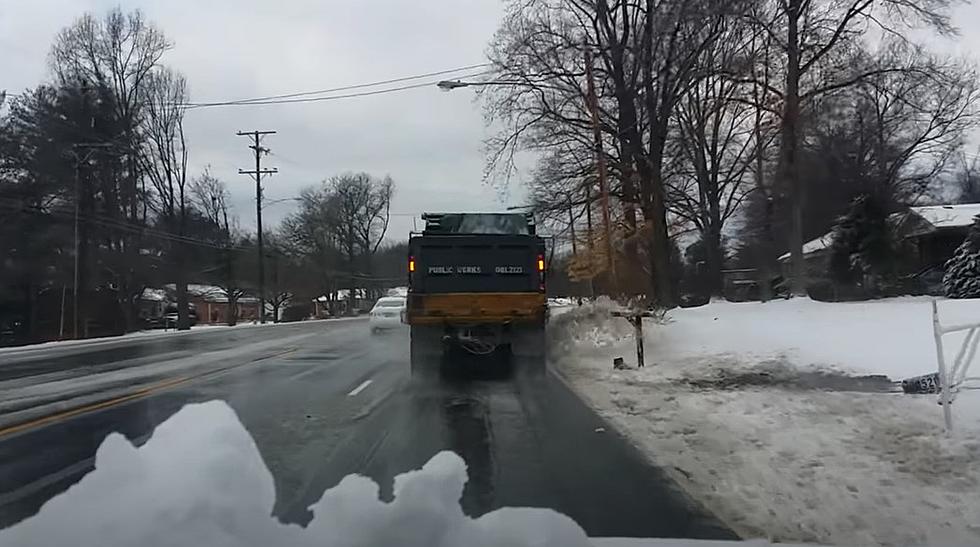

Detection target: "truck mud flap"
[410, 325, 445, 380]
[509, 326, 547, 377]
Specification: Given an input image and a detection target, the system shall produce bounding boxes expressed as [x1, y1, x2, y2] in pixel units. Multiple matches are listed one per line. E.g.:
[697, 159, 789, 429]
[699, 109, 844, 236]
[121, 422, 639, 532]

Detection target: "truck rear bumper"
[406, 292, 547, 326]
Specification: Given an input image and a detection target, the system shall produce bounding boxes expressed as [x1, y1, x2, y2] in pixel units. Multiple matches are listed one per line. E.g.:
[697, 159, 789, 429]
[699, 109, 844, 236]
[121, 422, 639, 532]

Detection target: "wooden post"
[612, 310, 654, 368]
[633, 316, 645, 368]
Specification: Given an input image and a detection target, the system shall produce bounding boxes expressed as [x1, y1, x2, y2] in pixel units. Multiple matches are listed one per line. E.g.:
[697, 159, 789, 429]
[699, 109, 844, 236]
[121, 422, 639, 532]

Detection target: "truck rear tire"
[410, 325, 444, 380]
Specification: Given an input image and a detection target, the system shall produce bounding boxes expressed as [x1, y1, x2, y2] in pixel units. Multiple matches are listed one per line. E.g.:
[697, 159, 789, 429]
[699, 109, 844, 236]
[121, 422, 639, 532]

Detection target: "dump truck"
[406, 212, 548, 376]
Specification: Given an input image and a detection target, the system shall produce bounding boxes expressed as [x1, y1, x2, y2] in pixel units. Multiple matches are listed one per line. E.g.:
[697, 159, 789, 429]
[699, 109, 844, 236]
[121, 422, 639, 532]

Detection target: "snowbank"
[549, 296, 634, 346]
[552, 297, 980, 546]
[0, 318, 358, 357]
[638, 296, 980, 380]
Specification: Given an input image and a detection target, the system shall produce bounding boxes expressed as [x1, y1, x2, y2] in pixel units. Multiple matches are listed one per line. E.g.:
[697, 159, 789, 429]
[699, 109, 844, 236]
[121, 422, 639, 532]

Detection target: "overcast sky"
[3, 1, 980, 242]
[1, 0, 521, 241]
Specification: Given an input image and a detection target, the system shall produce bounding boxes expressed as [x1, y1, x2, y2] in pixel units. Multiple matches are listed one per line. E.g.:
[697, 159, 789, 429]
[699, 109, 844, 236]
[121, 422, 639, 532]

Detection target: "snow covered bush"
[943, 216, 980, 298]
[547, 297, 635, 355]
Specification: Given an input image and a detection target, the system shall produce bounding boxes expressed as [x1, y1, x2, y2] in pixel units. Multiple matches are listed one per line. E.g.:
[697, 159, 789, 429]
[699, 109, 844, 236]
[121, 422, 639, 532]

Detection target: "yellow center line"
[0, 347, 297, 439]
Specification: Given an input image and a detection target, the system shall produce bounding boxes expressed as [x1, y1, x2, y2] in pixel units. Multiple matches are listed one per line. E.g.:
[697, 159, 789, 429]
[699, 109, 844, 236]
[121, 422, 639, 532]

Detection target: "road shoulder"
[548, 302, 980, 546]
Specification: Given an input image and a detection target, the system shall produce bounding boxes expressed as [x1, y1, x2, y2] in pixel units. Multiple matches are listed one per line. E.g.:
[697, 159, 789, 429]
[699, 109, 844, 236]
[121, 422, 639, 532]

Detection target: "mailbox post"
[612, 310, 655, 368]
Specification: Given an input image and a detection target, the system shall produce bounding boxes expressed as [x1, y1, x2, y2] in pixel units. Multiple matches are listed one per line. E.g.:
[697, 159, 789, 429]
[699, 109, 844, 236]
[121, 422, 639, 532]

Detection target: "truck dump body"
[410, 234, 543, 294]
[407, 233, 546, 325]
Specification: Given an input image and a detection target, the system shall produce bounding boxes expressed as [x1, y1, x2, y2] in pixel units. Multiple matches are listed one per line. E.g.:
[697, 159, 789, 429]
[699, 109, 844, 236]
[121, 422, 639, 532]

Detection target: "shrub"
[943, 217, 980, 298]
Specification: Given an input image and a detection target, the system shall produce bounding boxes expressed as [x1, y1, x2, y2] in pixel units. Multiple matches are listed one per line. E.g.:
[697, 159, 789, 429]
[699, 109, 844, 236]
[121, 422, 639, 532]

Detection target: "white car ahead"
[369, 296, 406, 333]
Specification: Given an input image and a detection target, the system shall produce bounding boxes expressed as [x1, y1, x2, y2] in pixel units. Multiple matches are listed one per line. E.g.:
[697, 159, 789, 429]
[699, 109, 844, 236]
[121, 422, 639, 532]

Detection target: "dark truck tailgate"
[410, 234, 544, 294]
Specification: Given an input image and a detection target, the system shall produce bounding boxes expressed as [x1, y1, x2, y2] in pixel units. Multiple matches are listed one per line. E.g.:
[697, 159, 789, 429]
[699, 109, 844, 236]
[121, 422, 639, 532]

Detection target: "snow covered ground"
[0, 317, 358, 356]
[551, 297, 980, 546]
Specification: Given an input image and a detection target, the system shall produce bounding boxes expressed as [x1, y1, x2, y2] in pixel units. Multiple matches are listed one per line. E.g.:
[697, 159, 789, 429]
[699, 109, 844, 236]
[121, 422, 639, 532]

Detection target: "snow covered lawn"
[551, 297, 980, 546]
[0, 317, 358, 356]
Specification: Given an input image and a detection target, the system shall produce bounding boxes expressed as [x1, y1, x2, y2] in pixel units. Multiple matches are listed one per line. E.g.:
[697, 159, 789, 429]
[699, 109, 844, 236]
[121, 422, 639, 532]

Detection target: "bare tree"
[952, 150, 980, 204]
[486, 0, 736, 305]
[190, 166, 231, 230]
[263, 235, 293, 323]
[746, 13, 782, 301]
[753, 0, 959, 295]
[352, 175, 393, 255]
[281, 173, 394, 311]
[49, 7, 171, 329]
[142, 67, 191, 329]
[852, 43, 980, 204]
[669, 18, 757, 296]
[188, 169, 251, 325]
[281, 186, 344, 311]
[330, 173, 394, 303]
[357, 175, 393, 299]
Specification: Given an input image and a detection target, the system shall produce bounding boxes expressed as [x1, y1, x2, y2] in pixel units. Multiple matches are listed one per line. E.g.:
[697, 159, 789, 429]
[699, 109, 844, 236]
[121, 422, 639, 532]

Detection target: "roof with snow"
[777, 233, 835, 262]
[777, 203, 980, 262]
[140, 288, 168, 302]
[314, 289, 368, 302]
[162, 283, 257, 303]
[907, 204, 980, 230]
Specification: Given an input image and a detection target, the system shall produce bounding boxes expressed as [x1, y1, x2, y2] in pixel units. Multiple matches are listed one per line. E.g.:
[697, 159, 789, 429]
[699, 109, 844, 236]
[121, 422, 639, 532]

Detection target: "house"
[893, 204, 980, 270]
[777, 233, 837, 280]
[138, 288, 168, 324]
[313, 288, 369, 317]
[778, 203, 980, 279]
[161, 284, 260, 325]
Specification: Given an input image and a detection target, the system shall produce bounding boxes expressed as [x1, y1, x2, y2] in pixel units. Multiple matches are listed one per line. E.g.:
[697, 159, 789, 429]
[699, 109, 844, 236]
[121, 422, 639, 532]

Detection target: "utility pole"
[584, 49, 614, 281]
[73, 160, 81, 339]
[567, 194, 577, 257]
[584, 183, 596, 299]
[237, 130, 278, 324]
[70, 142, 112, 339]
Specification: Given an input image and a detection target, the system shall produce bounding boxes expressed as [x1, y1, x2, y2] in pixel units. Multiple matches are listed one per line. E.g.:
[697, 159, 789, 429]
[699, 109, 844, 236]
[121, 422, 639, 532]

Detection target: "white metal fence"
[932, 299, 980, 432]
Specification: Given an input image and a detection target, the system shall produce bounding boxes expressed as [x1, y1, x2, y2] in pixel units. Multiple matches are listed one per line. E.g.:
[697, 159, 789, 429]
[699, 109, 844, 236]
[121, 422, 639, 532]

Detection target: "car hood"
[0, 401, 817, 547]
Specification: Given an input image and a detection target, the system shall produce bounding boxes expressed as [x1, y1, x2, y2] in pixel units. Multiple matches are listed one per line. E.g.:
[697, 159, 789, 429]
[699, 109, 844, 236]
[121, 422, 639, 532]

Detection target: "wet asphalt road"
[0, 320, 735, 540]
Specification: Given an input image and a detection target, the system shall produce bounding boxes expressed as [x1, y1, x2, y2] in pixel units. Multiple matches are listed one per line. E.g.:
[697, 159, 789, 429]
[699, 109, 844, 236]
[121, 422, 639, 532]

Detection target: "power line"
[4, 65, 494, 112]
[0, 200, 253, 252]
[266, 151, 307, 169]
[185, 73, 491, 108]
[1, 202, 411, 283]
[187, 63, 490, 106]
[4, 63, 491, 101]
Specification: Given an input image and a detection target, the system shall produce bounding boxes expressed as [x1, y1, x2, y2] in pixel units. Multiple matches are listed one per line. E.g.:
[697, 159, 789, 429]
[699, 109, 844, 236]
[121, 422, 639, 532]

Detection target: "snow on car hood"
[0, 401, 591, 547]
[0, 401, 814, 547]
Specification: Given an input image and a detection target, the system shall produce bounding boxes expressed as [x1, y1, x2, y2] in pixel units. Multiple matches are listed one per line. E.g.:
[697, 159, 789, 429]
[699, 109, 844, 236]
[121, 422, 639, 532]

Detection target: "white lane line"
[347, 379, 373, 397]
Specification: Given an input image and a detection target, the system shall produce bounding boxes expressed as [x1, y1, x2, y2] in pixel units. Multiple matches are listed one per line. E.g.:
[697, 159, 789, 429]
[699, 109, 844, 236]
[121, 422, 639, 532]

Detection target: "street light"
[436, 79, 517, 91]
[436, 80, 470, 91]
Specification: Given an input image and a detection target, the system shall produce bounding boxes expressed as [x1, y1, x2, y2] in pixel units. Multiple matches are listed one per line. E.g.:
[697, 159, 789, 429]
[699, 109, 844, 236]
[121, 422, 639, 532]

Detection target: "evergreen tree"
[943, 217, 980, 299]
[828, 194, 896, 286]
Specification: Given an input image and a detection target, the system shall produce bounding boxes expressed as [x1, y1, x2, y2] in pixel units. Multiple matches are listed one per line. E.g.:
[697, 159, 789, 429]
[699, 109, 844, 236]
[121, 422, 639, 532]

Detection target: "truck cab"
[407, 212, 547, 376]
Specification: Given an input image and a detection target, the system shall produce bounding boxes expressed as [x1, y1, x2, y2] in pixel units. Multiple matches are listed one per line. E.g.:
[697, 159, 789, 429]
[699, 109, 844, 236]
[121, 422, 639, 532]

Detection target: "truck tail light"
[408, 256, 416, 288]
[537, 254, 546, 292]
